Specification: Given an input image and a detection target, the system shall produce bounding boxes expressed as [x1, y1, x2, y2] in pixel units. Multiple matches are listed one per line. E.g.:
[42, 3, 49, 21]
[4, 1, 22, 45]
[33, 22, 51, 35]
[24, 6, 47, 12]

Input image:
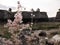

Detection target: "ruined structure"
[0, 9, 48, 23]
[55, 9, 60, 22]
[0, 10, 14, 23]
[22, 9, 48, 23]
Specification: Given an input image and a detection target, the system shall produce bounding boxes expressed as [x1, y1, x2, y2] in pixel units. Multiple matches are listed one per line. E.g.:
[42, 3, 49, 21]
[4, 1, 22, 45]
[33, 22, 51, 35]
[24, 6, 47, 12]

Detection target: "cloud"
[0, 4, 16, 10]
[0, 4, 8, 9]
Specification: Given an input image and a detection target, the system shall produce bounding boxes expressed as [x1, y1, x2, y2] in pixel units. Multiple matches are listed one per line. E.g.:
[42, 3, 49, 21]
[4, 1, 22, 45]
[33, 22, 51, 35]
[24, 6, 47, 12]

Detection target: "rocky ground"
[0, 29, 60, 45]
[0, 24, 60, 45]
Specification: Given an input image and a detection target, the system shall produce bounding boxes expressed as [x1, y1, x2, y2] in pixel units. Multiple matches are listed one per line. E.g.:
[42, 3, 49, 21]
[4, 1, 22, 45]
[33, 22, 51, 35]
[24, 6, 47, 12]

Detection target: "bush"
[2, 31, 12, 39]
[32, 23, 59, 30]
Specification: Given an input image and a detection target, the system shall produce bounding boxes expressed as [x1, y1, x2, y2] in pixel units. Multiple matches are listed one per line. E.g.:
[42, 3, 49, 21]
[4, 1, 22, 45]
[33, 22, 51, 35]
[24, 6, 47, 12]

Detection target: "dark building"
[16, 11, 48, 23]
[55, 9, 60, 22]
[0, 10, 14, 23]
[22, 8, 48, 23]
[0, 10, 8, 23]
[0, 9, 48, 23]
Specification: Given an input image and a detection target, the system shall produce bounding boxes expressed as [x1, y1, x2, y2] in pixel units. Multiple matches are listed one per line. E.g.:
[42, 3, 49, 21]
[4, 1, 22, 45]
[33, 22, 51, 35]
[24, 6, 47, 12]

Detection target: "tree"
[58, 9, 60, 12]
[31, 8, 35, 12]
[8, 8, 12, 12]
[36, 8, 40, 12]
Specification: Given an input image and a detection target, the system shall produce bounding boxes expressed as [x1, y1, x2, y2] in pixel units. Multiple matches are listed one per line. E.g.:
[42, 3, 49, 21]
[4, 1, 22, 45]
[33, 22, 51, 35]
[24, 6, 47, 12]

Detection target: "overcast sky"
[0, 0, 60, 17]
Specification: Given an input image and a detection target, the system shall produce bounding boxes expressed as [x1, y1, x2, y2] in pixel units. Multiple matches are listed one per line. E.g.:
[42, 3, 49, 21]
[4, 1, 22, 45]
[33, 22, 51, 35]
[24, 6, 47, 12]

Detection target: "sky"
[0, 0, 60, 17]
